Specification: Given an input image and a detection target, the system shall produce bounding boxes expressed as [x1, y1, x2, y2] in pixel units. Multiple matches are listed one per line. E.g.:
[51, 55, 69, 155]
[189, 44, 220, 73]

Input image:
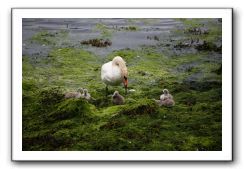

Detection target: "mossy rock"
[117, 99, 159, 117]
[100, 118, 126, 129]
[23, 79, 38, 91]
[23, 129, 56, 150]
[46, 99, 96, 122]
[52, 120, 76, 129]
[38, 87, 64, 107]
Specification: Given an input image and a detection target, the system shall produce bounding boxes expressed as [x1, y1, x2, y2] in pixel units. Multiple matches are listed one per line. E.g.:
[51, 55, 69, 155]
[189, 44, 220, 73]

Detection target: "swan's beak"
[124, 79, 128, 88]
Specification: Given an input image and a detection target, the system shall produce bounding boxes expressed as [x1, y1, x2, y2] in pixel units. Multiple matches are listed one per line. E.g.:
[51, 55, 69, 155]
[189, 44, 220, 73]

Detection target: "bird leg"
[105, 85, 108, 96]
[125, 86, 127, 95]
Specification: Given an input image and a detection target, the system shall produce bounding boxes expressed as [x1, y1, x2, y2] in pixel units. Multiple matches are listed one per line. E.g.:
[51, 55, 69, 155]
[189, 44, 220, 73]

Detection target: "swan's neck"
[112, 61, 127, 78]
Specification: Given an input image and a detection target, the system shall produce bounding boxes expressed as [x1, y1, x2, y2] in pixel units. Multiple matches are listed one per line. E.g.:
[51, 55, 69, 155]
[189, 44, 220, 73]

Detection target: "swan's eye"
[116, 63, 119, 66]
[124, 76, 127, 80]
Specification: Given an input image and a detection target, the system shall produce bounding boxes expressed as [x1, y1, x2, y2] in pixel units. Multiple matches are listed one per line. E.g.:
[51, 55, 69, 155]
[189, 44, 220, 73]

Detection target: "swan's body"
[101, 56, 128, 94]
[101, 61, 123, 86]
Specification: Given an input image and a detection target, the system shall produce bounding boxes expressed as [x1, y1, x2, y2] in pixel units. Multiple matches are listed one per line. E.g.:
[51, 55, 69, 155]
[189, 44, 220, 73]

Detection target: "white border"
[12, 8, 232, 161]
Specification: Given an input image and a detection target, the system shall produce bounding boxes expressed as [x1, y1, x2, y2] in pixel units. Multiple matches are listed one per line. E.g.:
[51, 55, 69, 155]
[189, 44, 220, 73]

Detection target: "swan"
[64, 88, 83, 99]
[101, 56, 128, 94]
[112, 91, 125, 105]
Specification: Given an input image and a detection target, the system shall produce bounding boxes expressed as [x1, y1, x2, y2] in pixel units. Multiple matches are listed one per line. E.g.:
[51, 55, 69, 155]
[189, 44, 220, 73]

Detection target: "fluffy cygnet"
[81, 88, 91, 100]
[112, 91, 125, 105]
[160, 89, 173, 101]
[64, 88, 83, 99]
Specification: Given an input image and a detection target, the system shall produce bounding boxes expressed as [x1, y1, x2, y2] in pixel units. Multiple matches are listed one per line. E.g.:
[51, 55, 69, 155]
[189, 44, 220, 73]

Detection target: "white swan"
[101, 56, 128, 94]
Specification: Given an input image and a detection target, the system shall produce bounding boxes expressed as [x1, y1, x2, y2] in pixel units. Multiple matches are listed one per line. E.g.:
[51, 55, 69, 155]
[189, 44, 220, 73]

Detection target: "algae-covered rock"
[46, 99, 96, 122]
[117, 99, 158, 116]
[39, 87, 64, 106]
[100, 119, 126, 129]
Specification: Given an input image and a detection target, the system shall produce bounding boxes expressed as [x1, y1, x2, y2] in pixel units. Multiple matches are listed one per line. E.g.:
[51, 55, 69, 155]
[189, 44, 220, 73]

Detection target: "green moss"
[123, 26, 139, 31]
[52, 120, 76, 129]
[46, 99, 96, 122]
[106, 48, 139, 63]
[38, 87, 64, 107]
[117, 99, 158, 116]
[31, 30, 68, 45]
[94, 23, 113, 39]
[23, 19, 222, 151]
[176, 18, 222, 45]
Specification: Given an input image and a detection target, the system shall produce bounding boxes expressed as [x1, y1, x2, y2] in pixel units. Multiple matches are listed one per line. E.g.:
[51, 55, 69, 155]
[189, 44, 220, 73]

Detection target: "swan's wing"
[101, 61, 122, 85]
[101, 62, 112, 80]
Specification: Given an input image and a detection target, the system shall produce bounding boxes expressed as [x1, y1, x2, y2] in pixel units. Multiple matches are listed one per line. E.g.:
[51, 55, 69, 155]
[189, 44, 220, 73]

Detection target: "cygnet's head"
[163, 89, 169, 94]
[113, 91, 119, 97]
[77, 88, 84, 93]
[83, 89, 88, 94]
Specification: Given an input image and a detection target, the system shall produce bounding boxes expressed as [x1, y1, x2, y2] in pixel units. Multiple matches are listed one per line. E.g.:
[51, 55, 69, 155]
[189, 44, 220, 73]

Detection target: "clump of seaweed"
[173, 38, 222, 53]
[118, 26, 139, 31]
[174, 41, 192, 49]
[147, 35, 160, 41]
[195, 40, 222, 53]
[80, 38, 112, 47]
[184, 27, 209, 35]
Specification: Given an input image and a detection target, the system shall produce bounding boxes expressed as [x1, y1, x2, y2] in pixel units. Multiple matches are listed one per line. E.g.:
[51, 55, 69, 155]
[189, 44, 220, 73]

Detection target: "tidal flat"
[22, 18, 222, 151]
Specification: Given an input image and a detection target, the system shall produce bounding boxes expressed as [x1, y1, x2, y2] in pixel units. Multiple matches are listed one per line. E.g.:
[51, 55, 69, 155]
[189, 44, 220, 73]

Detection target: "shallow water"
[23, 18, 183, 57]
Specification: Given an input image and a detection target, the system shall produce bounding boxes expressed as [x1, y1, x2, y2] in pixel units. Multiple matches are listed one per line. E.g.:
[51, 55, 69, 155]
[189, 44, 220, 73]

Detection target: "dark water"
[22, 18, 183, 57]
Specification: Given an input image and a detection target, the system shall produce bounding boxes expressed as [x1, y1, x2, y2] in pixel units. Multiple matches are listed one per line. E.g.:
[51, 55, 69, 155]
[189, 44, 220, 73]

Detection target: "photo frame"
[12, 8, 233, 161]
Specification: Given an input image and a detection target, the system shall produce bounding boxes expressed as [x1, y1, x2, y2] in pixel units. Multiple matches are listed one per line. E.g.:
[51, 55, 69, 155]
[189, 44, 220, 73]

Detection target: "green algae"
[22, 19, 222, 151]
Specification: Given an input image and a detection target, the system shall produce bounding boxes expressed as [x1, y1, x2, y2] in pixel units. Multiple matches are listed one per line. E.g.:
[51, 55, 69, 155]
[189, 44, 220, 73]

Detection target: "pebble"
[129, 89, 136, 92]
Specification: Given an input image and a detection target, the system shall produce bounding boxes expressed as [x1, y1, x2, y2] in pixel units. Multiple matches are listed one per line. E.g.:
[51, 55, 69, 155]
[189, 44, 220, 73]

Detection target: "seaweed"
[22, 18, 222, 151]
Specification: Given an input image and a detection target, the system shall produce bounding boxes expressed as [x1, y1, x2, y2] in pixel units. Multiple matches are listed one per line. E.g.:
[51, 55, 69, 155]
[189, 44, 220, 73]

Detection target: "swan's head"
[112, 56, 128, 88]
[163, 89, 169, 94]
